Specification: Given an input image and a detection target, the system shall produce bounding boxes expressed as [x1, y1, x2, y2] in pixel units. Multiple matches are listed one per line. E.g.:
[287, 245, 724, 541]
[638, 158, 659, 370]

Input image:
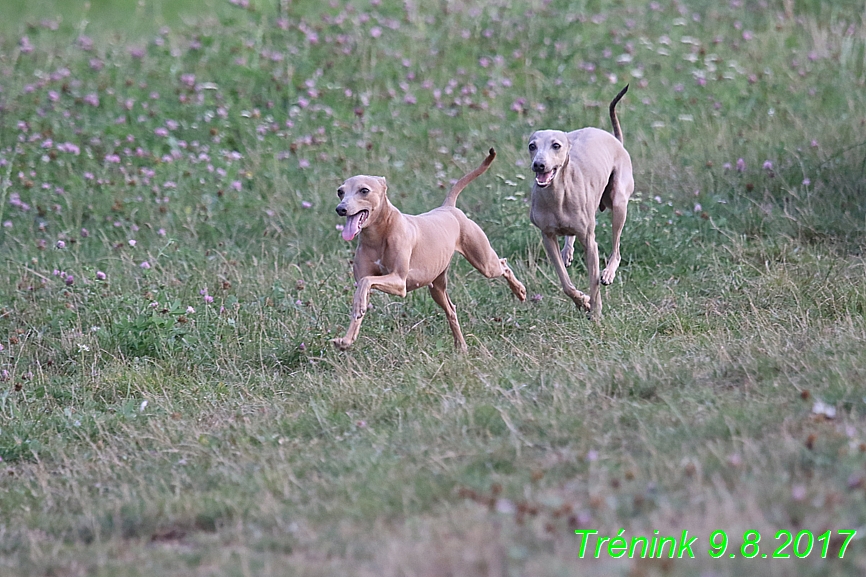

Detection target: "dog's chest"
[373, 258, 388, 275]
[530, 188, 586, 236]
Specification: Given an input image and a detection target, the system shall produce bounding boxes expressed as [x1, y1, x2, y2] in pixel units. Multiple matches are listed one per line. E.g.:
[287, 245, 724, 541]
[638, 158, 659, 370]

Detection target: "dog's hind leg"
[561, 236, 576, 267]
[601, 171, 633, 286]
[429, 271, 468, 352]
[458, 219, 527, 301]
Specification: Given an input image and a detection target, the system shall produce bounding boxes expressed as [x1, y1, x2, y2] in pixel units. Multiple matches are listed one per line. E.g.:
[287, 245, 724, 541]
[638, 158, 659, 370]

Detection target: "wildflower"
[58, 142, 80, 155]
[736, 158, 745, 173]
[140, 261, 151, 269]
[128, 239, 136, 247]
[96, 271, 107, 281]
[762, 160, 773, 171]
[186, 306, 195, 314]
[298, 159, 310, 169]
[802, 178, 810, 186]
[154, 127, 169, 137]
[65, 274, 74, 286]
[157, 228, 166, 236]
[80, 228, 89, 237]
[204, 295, 214, 304]
[370, 27, 382, 38]
[530, 293, 543, 303]
[231, 180, 242, 191]
[694, 203, 702, 212]
[301, 201, 312, 208]
[56, 240, 66, 249]
[83, 93, 100, 107]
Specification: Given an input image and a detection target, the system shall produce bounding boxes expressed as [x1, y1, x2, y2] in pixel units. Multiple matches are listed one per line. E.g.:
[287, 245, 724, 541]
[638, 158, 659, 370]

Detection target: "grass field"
[1, 0, 865, 575]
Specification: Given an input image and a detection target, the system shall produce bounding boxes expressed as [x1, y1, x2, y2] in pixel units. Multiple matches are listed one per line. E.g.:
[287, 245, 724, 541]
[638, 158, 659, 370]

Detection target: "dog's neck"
[358, 195, 400, 247]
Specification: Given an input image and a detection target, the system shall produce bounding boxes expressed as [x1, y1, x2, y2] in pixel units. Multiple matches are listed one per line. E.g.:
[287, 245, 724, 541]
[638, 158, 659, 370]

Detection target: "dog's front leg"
[541, 234, 590, 311]
[332, 274, 408, 350]
[581, 231, 602, 321]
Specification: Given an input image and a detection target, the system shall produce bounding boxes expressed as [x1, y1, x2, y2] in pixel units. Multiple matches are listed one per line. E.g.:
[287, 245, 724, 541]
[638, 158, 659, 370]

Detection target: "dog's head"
[528, 130, 570, 188]
[335, 175, 387, 241]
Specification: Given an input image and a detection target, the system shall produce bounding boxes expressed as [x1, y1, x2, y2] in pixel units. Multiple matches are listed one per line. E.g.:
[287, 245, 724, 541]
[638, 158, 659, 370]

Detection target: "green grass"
[0, 0, 865, 575]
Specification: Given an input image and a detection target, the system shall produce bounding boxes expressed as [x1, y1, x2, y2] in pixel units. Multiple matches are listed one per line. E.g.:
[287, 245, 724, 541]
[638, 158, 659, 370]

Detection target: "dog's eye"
[552, 142, 561, 150]
[360, 187, 370, 195]
[337, 188, 344, 198]
[528, 143, 537, 151]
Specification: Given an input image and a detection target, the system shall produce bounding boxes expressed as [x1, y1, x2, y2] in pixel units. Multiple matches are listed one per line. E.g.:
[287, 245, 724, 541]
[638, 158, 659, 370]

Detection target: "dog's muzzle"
[533, 167, 557, 188]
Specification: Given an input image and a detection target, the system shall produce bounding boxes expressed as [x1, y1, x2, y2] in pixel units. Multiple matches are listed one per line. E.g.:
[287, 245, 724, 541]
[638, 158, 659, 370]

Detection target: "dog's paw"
[512, 280, 527, 302]
[601, 257, 620, 285]
[331, 337, 353, 351]
[568, 295, 590, 310]
[576, 293, 591, 311]
[561, 246, 574, 267]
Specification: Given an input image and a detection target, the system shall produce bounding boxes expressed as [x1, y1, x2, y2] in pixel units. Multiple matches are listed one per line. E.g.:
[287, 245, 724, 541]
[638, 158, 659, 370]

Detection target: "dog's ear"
[375, 176, 387, 192]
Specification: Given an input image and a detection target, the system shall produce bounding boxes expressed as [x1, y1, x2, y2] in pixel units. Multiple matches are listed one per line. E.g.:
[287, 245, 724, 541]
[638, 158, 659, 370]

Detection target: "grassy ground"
[0, 0, 865, 575]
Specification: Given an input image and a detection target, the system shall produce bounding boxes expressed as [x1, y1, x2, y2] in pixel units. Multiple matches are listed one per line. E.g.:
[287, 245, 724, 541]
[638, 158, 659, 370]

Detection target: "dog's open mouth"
[534, 168, 557, 188]
[341, 210, 369, 241]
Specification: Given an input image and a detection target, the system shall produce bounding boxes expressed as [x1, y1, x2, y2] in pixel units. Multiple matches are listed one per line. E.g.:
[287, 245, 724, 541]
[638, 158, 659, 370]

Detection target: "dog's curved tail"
[441, 148, 496, 207]
[609, 84, 629, 145]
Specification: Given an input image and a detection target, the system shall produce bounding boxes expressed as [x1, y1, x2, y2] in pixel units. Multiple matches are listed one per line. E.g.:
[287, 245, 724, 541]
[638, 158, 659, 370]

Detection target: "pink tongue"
[342, 213, 363, 241]
[537, 171, 554, 185]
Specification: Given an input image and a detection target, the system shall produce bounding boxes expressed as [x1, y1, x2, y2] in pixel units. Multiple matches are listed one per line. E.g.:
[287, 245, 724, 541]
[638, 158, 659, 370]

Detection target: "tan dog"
[333, 149, 526, 351]
[528, 85, 634, 319]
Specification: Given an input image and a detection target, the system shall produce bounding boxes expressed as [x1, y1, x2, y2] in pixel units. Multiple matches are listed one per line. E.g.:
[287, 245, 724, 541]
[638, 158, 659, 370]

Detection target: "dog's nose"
[336, 205, 347, 217]
[532, 161, 545, 172]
